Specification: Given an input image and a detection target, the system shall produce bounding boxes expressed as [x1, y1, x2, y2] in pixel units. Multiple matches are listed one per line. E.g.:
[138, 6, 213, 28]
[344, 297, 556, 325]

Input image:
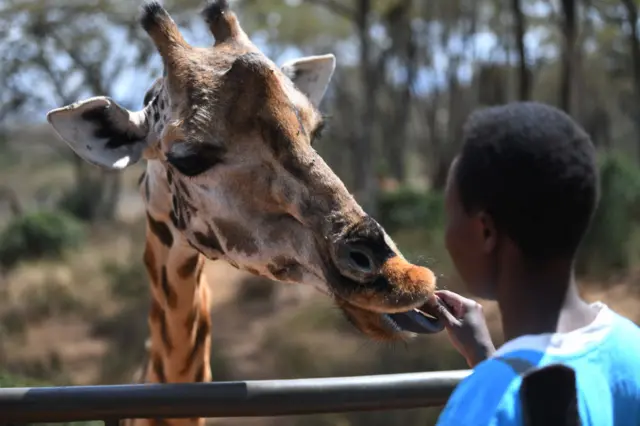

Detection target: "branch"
[303, 0, 356, 21]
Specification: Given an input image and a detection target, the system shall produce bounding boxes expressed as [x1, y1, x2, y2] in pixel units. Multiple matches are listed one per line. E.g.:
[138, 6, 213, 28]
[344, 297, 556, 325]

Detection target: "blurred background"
[1, 0, 640, 424]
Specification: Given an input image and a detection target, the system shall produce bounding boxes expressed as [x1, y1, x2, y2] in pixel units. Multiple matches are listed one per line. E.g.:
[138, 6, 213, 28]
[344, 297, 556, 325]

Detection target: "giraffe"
[45, 1, 446, 425]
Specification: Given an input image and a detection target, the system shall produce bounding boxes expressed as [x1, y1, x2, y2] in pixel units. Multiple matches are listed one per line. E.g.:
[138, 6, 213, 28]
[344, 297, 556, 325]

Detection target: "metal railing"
[0, 370, 470, 424]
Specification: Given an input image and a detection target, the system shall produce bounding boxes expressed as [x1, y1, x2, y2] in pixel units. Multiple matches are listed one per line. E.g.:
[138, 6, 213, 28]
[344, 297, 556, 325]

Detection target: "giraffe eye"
[166, 141, 226, 177]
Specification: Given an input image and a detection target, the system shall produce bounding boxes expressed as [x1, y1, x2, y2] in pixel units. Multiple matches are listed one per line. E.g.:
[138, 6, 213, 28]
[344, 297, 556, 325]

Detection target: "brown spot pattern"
[194, 362, 207, 382]
[193, 227, 224, 254]
[267, 256, 303, 282]
[147, 212, 174, 247]
[150, 298, 173, 355]
[178, 254, 200, 278]
[151, 353, 167, 383]
[181, 317, 210, 375]
[160, 267, 179, 309]
[215, 218, 258, 255]
[143, 242, 159, 284]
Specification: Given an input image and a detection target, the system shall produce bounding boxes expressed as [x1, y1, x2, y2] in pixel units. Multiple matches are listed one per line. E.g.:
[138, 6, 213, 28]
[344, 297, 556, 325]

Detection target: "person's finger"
[435, 298, 462, 328]
[435, 290, 466, 317]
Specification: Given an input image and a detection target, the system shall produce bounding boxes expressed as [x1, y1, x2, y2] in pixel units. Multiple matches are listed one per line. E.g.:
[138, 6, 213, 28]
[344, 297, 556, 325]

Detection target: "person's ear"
[478, 211, 497, 254]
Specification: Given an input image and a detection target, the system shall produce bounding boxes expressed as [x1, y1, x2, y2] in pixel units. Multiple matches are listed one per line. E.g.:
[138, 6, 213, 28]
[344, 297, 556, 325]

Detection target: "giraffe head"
[46, 1, 444, 340]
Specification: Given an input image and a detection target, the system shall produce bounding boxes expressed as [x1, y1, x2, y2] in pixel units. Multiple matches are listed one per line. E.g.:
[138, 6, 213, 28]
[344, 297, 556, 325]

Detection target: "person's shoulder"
[435, 357, 527, 425]
[609, 309, 640, 335]
[603, 308, 640, 355]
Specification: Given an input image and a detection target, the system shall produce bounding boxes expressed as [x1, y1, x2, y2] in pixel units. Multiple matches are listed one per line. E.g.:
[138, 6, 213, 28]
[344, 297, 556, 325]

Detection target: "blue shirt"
[436, 302, 640, 425]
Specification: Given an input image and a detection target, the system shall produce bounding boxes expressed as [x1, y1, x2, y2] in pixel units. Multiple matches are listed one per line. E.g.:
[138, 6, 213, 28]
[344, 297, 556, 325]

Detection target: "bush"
[377, 187, 445, 234]
[0, 210, 85, 269]
[578, 152, 640, 276]
[236, 273, 277, 304]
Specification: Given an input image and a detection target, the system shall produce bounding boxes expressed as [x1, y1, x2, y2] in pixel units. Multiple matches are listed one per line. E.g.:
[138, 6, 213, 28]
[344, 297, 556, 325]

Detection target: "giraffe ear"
[47, 96, 151, 170]
[281, 54, 336, 107]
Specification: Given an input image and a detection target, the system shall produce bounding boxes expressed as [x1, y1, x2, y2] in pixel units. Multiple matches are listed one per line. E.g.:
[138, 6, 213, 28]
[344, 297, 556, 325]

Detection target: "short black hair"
[455, 101, 600, 260]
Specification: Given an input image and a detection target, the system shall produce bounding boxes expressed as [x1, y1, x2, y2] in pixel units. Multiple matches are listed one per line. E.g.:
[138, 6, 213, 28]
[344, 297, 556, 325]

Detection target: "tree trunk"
[560, 0, 577, 114]
[621, 0, 640, 161]
[352, 0, 378, 216]
[511, 0, 531, 100]
[381, 0, 415, 184]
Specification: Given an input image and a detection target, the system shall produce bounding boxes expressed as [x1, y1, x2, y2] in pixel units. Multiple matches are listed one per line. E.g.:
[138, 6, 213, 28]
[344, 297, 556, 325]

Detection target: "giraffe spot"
[170, 195, 188, 230]
[245, 267, 261, 276]
[184, 305, 198, 330]
[193, 228, 224, 255]
[172, 195, 179, 212]
[176, 186, 198, 214]
[215, 218, 258, 255]
[143, 242, 159, 284]
[178, 254, 200, 278]
[144, 176, 151, 201]
[194, 362, 208, 383]
[267, 256, 303, 282]
[176, 180, 191, 200]
[181, 317, 211, 375]
[151, 353, 167, 383]
[170, 209, 186, 230]
[150, 298, 173, 355]
[143, 89, 155, 106]
[146, 212, 173, 247]
[160, 267, 179, 309]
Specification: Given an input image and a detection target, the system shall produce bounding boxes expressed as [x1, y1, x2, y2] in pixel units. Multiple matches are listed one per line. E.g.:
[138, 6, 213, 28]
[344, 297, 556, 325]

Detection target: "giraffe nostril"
[348, 249, 374, 274]
[335, 243, 378, 283]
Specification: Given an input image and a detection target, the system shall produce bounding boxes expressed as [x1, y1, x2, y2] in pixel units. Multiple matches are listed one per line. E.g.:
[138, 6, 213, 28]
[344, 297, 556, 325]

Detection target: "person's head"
[444, 101, 599, 299]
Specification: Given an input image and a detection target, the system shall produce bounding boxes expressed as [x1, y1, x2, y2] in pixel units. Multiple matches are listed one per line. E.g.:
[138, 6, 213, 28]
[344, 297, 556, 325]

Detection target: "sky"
[12, 0, 560, 122]
[105, 1, 559, 105]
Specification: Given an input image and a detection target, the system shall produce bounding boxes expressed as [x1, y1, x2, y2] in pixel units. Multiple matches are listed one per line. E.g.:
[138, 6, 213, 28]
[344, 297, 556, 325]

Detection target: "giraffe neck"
[129, 161, 212, 426]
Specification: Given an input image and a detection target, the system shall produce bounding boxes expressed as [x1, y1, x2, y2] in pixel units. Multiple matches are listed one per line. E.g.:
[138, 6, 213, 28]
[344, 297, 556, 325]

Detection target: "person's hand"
[435, 290, 496, 368]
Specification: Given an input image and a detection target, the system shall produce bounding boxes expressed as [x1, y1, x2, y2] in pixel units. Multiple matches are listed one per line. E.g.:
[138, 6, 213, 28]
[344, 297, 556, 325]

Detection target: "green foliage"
[57, 180, 105, 222]
[579, 152, 640, 276]
[0, 370, 50, 387]
[377, 187, 445, 234]
[0, 210, 85, 270]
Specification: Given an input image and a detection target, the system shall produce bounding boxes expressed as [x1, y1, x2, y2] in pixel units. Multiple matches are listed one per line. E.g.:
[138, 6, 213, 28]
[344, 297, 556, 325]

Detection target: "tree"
[560, 0, 578, 114]
[511, 0, 531, 100]
[0, 0, 156, 221]
[621, 0, 640, 161]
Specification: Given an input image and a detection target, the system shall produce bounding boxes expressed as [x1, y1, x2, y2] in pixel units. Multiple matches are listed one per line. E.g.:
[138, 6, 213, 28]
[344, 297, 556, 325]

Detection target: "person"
[433, 101, 640, 425]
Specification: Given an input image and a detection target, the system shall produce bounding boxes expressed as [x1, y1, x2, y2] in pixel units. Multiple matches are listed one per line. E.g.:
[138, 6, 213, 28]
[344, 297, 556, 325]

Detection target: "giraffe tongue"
[386, 297, 446, 334]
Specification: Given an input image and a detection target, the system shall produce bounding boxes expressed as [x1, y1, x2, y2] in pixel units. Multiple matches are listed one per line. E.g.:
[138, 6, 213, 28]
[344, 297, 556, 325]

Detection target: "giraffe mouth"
[382, 297, 446, 334]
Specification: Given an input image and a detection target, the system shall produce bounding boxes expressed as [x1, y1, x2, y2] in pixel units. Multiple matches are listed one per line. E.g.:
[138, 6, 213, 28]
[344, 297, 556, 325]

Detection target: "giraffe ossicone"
[46, 1, 444, 423]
